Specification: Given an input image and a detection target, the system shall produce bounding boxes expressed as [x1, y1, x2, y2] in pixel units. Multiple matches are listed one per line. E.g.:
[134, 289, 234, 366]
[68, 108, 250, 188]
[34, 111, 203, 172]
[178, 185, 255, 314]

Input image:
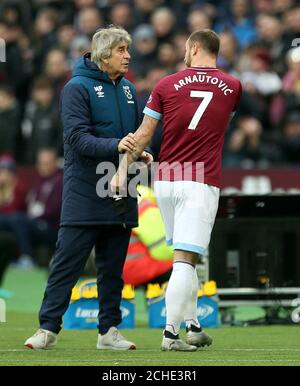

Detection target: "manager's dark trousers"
[39, 225, 131, 335]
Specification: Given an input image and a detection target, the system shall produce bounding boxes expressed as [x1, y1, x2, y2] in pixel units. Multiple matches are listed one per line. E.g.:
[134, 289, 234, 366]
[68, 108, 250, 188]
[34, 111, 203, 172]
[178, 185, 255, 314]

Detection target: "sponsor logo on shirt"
[94, 85, 104, 98]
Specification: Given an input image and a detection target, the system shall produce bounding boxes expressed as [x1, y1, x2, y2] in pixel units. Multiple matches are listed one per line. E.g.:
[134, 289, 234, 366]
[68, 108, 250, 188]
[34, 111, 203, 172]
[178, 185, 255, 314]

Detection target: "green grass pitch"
[1, 269, 300, 366]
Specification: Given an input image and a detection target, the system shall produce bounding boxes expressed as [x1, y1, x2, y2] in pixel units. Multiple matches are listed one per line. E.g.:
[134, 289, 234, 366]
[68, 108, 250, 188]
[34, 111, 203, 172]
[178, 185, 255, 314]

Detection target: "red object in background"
[123, 235, 172, 287]
[17, 166, 300, 193]
[125, 69, 135, 84]
[17, 167, 39, 187]
[221, 168, 300, 192]
[0, 180, 27, 214]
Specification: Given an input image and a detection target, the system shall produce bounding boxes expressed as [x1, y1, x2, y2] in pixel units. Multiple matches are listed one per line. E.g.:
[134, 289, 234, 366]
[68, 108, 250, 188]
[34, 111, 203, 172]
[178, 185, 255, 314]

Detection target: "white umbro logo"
[94, 85, 104, 98]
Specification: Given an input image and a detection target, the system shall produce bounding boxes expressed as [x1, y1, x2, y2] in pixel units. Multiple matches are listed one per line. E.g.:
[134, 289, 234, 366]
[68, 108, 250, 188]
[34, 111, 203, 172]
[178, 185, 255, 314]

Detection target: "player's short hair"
[188, 29, 220, 57]
[91, 25, 131, 69]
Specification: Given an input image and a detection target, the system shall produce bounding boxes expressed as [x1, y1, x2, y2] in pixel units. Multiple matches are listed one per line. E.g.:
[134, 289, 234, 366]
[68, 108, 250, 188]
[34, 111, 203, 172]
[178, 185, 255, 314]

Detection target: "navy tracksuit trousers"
[39, 224, 131, 335]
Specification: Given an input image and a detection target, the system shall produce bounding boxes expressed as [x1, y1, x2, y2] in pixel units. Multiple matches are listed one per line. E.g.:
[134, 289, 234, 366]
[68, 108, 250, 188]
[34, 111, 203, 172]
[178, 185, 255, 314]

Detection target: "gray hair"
[91, 25, 132, 69]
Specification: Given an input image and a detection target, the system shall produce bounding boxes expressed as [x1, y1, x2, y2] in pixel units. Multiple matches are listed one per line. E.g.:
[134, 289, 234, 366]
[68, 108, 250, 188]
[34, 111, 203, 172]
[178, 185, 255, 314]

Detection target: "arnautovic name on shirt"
[174, 74, 234, 95]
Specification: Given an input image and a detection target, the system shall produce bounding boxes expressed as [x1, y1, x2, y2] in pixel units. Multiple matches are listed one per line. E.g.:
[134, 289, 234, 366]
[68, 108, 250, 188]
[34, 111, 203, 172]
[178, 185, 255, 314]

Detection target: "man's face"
[0, 169, 14, 186]
[46, 51, 67, 79]
[184, 40, 192, 67]
[32, 88, 53, 107]
[0, 91, 13, 111]
[37, 151, 57, 178]
[106, 42, 131, 78]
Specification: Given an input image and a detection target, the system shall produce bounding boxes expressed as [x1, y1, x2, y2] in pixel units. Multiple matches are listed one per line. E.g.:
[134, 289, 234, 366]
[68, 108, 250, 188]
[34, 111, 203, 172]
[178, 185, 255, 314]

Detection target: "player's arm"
[111, 114, 158, 193]
[124, 114, 158, 166]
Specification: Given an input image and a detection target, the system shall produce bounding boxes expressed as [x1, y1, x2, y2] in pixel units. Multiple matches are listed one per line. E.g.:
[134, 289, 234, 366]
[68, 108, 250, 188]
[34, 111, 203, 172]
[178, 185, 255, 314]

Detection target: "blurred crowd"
[0, 150, 62, 271]
[0, 0, 300, 169]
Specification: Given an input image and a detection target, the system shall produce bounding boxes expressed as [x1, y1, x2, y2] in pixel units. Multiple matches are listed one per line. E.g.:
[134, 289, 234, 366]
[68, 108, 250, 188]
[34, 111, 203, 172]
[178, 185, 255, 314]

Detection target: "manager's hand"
[118, 133, 137, 153]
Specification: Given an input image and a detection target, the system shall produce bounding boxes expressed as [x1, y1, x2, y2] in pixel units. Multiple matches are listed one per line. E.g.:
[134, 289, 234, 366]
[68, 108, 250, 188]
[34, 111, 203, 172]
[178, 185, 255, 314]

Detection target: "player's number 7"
[188, 90, 213, 130]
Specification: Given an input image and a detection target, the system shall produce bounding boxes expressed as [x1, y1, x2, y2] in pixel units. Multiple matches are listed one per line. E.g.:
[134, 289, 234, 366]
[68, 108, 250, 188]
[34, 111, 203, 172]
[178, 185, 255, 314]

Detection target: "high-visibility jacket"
[133, 199, 173, 261]
[123, 234, 172, 286]
[123, 198, 173, 286]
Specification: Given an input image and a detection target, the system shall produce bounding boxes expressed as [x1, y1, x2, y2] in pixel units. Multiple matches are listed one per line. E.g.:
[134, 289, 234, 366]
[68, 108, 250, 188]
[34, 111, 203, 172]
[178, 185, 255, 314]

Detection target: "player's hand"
[118, 133, 137, 153]
[140, 151, 153, 166]
[110, 172, 127, 195]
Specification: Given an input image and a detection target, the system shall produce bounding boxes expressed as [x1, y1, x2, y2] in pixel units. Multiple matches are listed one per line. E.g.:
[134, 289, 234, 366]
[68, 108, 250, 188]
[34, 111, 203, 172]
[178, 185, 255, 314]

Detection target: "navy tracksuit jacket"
[39, 54, 142, 334]
[61, 53, 139, 226]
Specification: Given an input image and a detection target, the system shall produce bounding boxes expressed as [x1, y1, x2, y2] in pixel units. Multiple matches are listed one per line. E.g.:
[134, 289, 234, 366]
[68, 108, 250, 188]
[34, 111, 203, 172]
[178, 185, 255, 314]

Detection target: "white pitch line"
[1, 348, 300, 353]
[1, 359, 300, 364]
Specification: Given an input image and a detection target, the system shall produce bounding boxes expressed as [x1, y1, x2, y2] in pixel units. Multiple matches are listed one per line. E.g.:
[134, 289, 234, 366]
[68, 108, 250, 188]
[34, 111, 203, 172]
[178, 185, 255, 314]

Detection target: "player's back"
[145, 67, 242, 187]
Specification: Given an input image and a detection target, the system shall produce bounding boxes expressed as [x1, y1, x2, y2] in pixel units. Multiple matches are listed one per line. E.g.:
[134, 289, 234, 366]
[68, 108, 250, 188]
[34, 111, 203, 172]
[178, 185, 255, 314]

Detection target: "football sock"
[184, 268, 201, 330]
[164, 330, 179, 340]
[186, 324, 202, 333]
[165, 261, 195, 336]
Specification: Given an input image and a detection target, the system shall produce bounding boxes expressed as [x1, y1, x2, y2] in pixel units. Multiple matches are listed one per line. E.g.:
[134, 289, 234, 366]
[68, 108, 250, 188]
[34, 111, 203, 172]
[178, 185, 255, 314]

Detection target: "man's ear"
[192, 43, 198, 56]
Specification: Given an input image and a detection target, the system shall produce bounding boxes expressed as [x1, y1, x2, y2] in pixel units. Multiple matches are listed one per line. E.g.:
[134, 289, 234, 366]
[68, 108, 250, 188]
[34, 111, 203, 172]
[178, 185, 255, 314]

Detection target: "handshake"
[110, 132, 153, 196]
[117, 132, 153, 165]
